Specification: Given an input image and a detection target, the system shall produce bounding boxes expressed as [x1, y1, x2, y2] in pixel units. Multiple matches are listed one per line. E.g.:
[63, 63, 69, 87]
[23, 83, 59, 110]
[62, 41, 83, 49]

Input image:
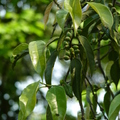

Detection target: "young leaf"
[71, 58, 82, 100]
[46, 86, 67, 120]
[78, 35, 95, 74]
[108, 94, 120, 120]
[56, 9, 68, 31]
[45, 51, 57, 85]
[64, 0, 82, 35]
[44, 1, 53, 25]
[87, 2, 113, 29]
[18, 81, 39, 120]
[13, 43, 28, 56]
[29, 40, 46, 79]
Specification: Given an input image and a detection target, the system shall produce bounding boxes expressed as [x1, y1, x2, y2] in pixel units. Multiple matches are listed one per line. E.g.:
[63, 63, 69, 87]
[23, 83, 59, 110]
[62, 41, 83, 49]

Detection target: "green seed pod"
[64, 41, 69, 46]
[67, 31, 73, 38]
[108, 3, 113, 8]
[65, 44, 70, 49]
[73, 45, 79, 49]
[70, 47, 74, 53]
[65, 36, 71, 41]
[111, 7, 117, 13]
[63, 55, 70, 60]
[75, 49, 80, 54]
[65, 50, 71, 57]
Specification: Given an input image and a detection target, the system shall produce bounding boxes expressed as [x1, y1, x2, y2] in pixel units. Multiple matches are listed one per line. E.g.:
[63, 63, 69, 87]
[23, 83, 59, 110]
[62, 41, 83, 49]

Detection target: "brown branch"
[53, 0, 62, 9]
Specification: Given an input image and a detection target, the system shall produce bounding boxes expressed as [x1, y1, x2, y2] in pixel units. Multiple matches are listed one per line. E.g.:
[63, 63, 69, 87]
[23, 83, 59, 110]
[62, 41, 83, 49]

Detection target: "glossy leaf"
[78, 35, 95, 74]
[56, 9, 68, 31]
[46, 105, 53, 120]
[29, 40, 46, 79]
[45, 51, 57, 85]
[13, 43, 28, 56]
[108, 94, 120, 120]
[18, 81, 39, 120]
[87, 2, 113, 29]
[46, 86, 67, 120]
[71, 58, 82, 100]
[64, 0, 82, 35]
[44, 1, 53, 25]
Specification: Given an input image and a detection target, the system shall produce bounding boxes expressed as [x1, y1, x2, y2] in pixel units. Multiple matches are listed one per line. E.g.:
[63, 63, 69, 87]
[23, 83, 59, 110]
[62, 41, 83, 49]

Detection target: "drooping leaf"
[71, 58, 82, 100]
[104, 90, 111, 115]
[46, 105, 53, 120]
[29, 40, 46, 79]
[44, 1, 53, 25]
[45, 51, 57, 85]
[64, 0, 82, 35]
[18, 81, 39, 120]
[56, 9, 68, 31]
[78, 35, 95, 74]
[13, 43, 28, 56]
[87, 2, 113, 29]
[108, 94, 120, 120]
[46, 86, 67, 120]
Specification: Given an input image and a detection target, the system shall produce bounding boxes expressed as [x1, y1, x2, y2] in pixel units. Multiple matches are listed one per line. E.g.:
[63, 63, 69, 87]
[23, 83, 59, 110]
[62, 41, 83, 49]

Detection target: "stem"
[84, 80, 96, 118]
[79, 99, 85, 120]
[53, 0, 62, 9]
[112, 0, 116, 6]
[85, 75, 108, 120]
[65, 67, 70, 81]
[50, 23, 57, 38]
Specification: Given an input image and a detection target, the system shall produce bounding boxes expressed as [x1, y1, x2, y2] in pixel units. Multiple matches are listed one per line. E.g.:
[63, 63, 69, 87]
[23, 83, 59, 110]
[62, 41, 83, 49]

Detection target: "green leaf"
[78, 35, 95, 74]
[29, 40, 46, 79]
[46, 105, 53, 120]
[64, 0, 82, 35]
[46, 86, 67, 120]
[108, 94, 120, 120]
[87, 2, 113, 29]
[18, 81, 39, 120]
[13, 43, 28, 56]
[110, 60, 120, 87]
[56, 9, 68, 31]
[45, 51, 57, 85]
[104, 90, 111, 115]
[71, 58, 82, 100]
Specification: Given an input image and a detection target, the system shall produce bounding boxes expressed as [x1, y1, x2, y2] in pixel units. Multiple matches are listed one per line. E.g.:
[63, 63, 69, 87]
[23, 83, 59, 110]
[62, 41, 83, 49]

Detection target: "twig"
[50, 23, 57, 38]
[79, 99, 85, 120]
[85, 75, 108, 120]
[112, 0, 116, 6]
[53, 0, 62, 9]
[116, 1, 120, 6]
[84, 80, 96, 118]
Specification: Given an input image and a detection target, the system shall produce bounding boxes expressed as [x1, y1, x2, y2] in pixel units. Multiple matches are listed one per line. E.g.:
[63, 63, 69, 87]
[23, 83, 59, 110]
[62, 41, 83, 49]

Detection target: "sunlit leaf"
[64, 0, 82, 35]
[87, 2, 113, 29]
[18, 81, 39, 120]
[56, 9, 68, 31]
[71, 58, 82, 100]
[45, 51, 57, 85]
[44, 1, 53, 25]
[29, 40, 46, 79]
[13, 43, 28, 56]
[46, 86, 67, 120]
[78, 35, 95, 74]
[108, 94, 120, 120]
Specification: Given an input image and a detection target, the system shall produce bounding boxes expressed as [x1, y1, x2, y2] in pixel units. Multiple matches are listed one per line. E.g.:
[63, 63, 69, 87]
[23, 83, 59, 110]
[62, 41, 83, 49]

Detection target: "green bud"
[73, 45, 79, 49]
[67, 31, 73, 38]
[65, 51, 71, 57]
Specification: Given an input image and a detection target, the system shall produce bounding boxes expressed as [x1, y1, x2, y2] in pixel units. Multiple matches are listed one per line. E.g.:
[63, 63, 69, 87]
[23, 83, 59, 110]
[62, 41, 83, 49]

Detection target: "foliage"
[11, 0, 120, 120]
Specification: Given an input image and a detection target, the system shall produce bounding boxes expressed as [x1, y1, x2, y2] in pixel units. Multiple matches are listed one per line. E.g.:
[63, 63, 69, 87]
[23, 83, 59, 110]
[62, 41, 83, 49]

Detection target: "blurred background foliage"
[0, 0, 61, 120]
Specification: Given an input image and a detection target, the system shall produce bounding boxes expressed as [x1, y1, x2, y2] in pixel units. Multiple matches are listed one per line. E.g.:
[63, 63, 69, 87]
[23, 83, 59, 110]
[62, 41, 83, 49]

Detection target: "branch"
[79, 99, 85, 120]
[112, 0, 116, 6]
[53, 0, 62, 9]
[85, 75, 108, 120]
